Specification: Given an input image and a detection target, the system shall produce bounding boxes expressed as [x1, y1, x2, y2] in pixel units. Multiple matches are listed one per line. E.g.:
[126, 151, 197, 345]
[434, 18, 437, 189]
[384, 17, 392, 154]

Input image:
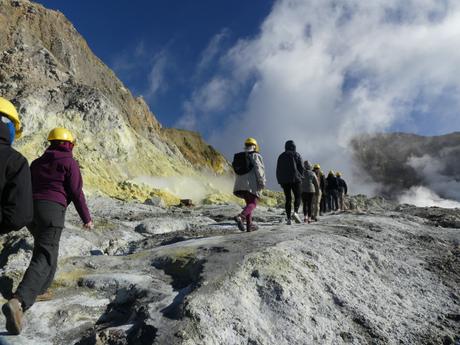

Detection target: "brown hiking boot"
[36, 290, 53, 302]
[2, 298, 23, 335]
[246, 223, 258, 232]
[234, 215, 245, 231]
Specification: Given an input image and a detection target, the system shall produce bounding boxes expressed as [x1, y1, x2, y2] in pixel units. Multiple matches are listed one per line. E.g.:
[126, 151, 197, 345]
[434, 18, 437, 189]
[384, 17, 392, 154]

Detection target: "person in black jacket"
[0, 97, 33, 235]
[276, 140, 304, 224]
[336, 172, 348, 211]
[0, 97, 33, 336]
[326, 170, 339, 212]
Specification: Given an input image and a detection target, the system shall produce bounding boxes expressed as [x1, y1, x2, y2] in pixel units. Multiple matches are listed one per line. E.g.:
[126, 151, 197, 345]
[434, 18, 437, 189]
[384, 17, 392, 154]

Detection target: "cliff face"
[351, 132, 460, 200]
[0, 0, 229, 200]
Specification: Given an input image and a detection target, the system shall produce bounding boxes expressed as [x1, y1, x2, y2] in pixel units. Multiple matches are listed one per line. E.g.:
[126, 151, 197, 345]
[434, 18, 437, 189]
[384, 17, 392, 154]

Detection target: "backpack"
[232, 152, 254, 175]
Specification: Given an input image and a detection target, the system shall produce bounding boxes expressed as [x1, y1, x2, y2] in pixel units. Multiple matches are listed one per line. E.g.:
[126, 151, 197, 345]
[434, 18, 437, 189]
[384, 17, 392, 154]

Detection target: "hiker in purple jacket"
[3, 128, 93, 335]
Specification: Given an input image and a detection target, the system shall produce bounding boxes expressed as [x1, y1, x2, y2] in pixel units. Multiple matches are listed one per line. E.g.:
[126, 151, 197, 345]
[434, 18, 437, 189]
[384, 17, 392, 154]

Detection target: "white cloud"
[196, 29, 230, 75]
[146, 51, 169, 99]
[181, 0, 460, 195]
[176, 29, 233, 130]
[111, 42, 170, 100]
[176, 77, 234, 130]
[112, 41, 146, 75]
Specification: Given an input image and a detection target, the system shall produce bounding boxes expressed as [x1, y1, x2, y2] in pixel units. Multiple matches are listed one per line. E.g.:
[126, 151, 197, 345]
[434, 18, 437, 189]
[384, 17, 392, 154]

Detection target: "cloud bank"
[180, 0, 460, 199]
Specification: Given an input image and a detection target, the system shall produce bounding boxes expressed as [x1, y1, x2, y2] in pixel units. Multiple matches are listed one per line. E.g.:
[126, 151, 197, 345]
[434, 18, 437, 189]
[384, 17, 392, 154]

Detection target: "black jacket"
[276, 140, 304, 185]
[0, 122, 33, 234]
[326, 174, 339, 191]
[337, 177, 348, 194]
[316, 172, 326, 193]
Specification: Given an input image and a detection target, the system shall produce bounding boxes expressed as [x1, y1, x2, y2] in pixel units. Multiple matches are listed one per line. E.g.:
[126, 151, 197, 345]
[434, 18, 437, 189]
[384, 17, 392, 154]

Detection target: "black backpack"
[232, 152, 254, 175]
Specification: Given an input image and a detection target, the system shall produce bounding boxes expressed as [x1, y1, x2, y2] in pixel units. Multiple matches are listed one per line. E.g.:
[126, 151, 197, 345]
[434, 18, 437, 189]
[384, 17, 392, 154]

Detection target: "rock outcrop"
[0, 0, 229, 201]
[0, 196, 458, 344]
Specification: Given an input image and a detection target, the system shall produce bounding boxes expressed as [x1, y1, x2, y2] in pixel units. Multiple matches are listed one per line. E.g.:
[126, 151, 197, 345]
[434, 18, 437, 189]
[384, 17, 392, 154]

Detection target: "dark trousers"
[15, 200, 65, 310]
[320, 193, 327, 213]
[326, 190, 339, 211]
[281, 182, 301, 219]
[301, 192, 315, 218]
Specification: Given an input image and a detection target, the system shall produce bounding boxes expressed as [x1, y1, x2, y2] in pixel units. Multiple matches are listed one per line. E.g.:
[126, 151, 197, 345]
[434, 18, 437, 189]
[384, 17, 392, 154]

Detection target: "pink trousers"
[240, 191, 258, 224]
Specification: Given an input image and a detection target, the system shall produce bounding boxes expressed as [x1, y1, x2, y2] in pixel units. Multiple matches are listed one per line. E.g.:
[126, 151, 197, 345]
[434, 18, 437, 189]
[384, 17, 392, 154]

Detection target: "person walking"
[301, 161, 319, 223]
[2, 128, 93, 335]
[326, 170, 339, 212]
[0, 97, 33, 234]
[276, 140, 304, 225]
[311, 164, 321, 220]
[233, 137, 266, 232]
[336, 172, 348, 211]
[313, 164, 326, 215]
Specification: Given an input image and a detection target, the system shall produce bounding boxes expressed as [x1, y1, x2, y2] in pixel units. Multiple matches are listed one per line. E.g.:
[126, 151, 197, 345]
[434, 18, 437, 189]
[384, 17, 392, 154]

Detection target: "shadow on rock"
[75, 285, 157, 345]
[153, 256, 205, 320]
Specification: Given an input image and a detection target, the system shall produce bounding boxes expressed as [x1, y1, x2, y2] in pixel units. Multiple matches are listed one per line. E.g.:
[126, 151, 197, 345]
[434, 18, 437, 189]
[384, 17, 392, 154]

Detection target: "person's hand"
[83, 221, 94, 230]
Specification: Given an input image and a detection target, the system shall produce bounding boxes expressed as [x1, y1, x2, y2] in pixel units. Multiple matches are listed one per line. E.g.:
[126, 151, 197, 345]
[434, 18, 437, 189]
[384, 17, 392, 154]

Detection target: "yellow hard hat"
[336, 171, 342, 177]
[244, 137, 259, 152]
[313, 163, 321, 170]
[245, 137, 258, 146]
[0, 97, 23, 139]
[48, 127, 75, 143]
[328, 170, 335, 176]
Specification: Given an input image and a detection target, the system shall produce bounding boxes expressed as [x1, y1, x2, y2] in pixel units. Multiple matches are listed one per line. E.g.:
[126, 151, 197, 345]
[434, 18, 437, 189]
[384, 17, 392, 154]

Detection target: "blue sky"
[36, 0, 274, 130]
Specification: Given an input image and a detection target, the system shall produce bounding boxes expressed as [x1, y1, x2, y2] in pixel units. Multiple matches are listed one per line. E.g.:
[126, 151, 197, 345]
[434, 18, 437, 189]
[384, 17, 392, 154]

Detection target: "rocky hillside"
[351, 132, 460, 200]
[0, 0, 229, 201]
[0, 196, 458, 344]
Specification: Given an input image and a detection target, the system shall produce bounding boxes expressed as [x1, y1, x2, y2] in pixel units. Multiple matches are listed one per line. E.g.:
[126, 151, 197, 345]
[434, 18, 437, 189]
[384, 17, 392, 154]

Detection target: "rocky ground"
[0, 196, 459, 345]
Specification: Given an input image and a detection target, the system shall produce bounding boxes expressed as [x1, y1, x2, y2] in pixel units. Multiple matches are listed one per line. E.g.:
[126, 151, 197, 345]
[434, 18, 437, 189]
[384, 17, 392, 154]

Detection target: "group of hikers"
[232, 138, 348, 232]
[0, 96, 348, 335]
[0, 97, 92, 335]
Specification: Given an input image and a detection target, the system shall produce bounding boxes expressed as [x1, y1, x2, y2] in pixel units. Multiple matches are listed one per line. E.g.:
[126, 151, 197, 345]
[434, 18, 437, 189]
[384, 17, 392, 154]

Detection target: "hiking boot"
[286, 219, 292, 225]
[234, 215, 245, 231]
[247, 223, 258, 232]
[36, 290, 53, 302]
[2, 298, 23, 335]
[292, 212, 301, 224]
[303, 216, 308, 223]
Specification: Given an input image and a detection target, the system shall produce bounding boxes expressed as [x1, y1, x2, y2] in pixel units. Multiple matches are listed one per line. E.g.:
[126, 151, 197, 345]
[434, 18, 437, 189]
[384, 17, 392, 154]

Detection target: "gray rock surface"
[0, 196, 458, 344]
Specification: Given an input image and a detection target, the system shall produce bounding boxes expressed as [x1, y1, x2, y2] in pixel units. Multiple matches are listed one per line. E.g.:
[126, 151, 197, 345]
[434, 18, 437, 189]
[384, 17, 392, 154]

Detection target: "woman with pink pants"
[233, 138, 266, 232]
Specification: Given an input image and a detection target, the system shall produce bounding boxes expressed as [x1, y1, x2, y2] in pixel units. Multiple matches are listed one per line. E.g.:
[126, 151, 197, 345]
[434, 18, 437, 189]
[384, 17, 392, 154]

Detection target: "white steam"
[406, 154, 460, 201]
[399, 186, 460, 209]
[132, 175, 235, 201]
[179, 0, 460, 201]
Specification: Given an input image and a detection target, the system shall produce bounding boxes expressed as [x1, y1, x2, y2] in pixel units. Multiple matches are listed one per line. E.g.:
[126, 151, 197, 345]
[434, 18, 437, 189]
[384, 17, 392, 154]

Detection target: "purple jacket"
[30, 145, 92, 224]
